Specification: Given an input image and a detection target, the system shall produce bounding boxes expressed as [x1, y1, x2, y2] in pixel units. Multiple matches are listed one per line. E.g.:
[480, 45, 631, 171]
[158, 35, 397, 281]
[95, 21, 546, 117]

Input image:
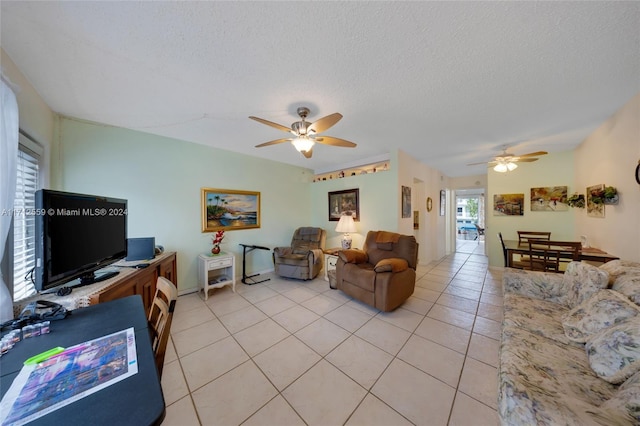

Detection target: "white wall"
[54, 117, 315, 294]
[486, 150, 576, 266]
[574, 94, 640, 262]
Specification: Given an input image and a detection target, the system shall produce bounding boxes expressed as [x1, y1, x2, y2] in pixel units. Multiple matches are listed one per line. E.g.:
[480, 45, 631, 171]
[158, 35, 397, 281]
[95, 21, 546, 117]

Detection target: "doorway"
[455, 189, 485, 254]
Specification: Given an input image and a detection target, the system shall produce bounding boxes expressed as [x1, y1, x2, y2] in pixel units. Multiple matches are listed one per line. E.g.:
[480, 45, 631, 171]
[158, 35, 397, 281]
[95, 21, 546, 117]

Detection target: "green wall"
[54, 117, 315, 293]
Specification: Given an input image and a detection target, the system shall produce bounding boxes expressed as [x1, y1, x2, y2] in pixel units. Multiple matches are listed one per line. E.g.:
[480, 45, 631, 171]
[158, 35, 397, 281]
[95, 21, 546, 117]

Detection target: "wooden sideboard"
[14, 252, 177, 317]
[89, 252, 177, 315]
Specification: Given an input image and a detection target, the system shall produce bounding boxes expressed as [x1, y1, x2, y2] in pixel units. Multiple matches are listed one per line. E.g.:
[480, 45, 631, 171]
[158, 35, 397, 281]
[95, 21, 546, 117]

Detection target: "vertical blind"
[13, 146, 39, 301]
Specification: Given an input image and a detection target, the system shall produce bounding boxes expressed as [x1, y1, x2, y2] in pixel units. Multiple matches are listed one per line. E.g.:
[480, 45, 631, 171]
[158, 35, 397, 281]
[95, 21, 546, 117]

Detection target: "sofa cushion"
[561, 262, 609, 308]
[612, 274, 640, 305]
[597, 370, 640, 424]
[562, 290, 640, 343]
[585, 316, 640, 384]
[599, 260, 640, 286]
[374, 258, 408, 273]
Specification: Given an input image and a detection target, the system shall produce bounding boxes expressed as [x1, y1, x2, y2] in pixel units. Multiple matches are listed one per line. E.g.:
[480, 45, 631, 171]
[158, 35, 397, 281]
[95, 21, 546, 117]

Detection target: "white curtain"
[1, 78, 19, 322]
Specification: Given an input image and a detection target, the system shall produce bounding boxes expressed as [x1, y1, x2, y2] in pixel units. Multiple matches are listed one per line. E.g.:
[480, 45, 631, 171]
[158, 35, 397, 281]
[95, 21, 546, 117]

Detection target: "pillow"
[561, 262, 609, 308]
[597, 370, 640, 424]
[585, 316, 640, 384]
[374, 258, 408, 273]
[600, 260, 640, 286]
[338, 249, 368, 264]
[561, 290, 640, 343]
[612, 274, 640, 305]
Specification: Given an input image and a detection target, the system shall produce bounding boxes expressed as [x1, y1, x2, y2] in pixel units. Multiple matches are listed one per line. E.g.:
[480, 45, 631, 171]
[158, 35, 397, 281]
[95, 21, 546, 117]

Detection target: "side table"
[323, 248, 341, 282]
[198, 252, 235, 300]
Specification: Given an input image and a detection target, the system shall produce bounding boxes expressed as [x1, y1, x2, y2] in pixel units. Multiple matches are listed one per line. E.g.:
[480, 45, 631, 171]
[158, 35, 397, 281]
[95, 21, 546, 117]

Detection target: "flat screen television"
[35, 189, 128, 292]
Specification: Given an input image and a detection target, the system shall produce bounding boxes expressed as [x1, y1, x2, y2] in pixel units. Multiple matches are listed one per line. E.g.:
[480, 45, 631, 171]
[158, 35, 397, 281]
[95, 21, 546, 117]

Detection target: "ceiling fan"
[249, 106, 357, 158]
[467, 147, 548, 172]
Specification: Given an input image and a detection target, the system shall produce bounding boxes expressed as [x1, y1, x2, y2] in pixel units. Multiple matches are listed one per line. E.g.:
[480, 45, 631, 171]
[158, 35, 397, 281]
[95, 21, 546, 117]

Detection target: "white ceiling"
[2, 1, 639, 177]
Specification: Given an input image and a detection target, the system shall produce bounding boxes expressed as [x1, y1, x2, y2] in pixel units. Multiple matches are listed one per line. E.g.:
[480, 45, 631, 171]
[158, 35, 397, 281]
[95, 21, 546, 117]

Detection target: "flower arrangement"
[589, 186, 619, 205]
[211, 230, 225, 255]
[567, 193, 585, 208]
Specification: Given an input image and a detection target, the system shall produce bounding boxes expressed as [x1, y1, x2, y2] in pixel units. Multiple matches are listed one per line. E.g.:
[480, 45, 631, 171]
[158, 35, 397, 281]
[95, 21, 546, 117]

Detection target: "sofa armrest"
[503, 267, 566, 302]
[374, 258, 409, 273]
[273, 246, 292, 257]
[338, 249, 368, 264]
[309, 248, 324, 264]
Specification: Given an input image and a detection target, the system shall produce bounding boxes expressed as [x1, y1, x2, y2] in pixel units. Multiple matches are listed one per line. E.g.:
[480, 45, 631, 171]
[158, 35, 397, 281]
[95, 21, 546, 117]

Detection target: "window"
[12, 132, 42, 301]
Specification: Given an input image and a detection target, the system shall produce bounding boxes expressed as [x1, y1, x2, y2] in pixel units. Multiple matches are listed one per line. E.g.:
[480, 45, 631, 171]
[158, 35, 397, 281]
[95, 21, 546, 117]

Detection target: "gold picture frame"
[201, 188, 261, 232]
[426, 197, 433, 212]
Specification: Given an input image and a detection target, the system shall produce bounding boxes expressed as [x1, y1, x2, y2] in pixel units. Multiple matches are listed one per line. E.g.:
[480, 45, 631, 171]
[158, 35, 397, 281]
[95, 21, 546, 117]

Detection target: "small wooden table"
[504, 240, 619, 268]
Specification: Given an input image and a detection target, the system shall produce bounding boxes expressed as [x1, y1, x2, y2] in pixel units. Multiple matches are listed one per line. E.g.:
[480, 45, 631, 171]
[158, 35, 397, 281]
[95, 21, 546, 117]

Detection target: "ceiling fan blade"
[518, 151, 548, 158]
[302, 148, 313, 158]
[467, 161, 490, 166]
[515, 158, 539, 162]
[308, 113, 342, 134]
[255, 138, 292, 148]
[314, 136, 357, 148]
[249, 116, 292, 133]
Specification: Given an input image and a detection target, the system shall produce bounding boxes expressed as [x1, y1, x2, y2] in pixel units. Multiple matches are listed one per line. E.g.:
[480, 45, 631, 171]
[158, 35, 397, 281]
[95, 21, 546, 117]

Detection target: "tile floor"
[161, 241, 502, 425]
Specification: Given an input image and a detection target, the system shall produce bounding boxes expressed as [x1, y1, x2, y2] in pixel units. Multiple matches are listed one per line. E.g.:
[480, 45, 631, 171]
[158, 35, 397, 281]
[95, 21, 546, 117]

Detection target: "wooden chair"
[498, 232, 528, 269]
[517, 231, 552, 245]
[148, 276, 178, 377]
[527, 240, 582, 273]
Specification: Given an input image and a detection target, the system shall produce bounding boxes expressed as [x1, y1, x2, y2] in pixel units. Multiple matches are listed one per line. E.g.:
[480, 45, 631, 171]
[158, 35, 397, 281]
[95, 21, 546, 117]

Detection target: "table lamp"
[335, 215, 357, 249]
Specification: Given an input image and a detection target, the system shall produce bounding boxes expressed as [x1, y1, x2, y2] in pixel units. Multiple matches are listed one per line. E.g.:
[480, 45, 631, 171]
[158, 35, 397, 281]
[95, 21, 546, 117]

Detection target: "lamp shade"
[335, 215, 357, 233]
[292, 137, 314, 153]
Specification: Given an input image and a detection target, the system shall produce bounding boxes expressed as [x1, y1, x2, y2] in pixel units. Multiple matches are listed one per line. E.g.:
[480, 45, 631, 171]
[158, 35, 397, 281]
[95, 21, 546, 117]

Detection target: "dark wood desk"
[0, 295, 165, 426]
[504, 240, 619, 268]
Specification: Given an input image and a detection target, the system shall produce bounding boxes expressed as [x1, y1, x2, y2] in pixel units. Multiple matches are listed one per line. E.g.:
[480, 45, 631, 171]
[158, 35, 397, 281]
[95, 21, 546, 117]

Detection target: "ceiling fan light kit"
[494, 162, 518, 173]
[250, 106, 357, 158]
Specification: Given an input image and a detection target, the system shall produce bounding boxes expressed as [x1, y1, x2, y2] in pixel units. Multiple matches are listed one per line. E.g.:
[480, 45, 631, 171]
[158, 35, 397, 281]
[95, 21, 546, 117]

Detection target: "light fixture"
[335, 215, 357, 249]
[493, 161, 518, 173]
[291, 136, 315, 153]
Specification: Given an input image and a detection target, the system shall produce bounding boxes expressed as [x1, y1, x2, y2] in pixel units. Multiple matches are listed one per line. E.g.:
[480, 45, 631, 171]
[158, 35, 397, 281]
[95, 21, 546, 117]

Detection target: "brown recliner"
[336, 230, 418, 312]
[273, 227, 326, 280]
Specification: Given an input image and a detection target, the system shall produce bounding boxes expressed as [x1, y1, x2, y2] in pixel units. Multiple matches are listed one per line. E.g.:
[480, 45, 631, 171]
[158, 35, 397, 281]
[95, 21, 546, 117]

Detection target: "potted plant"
[567, 193, 585, 208]
[603, 186, 619, 205]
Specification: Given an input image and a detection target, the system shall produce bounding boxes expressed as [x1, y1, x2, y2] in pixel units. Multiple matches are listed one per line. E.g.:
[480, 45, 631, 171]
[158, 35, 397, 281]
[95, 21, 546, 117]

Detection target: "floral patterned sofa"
[499, 260, 640, 425]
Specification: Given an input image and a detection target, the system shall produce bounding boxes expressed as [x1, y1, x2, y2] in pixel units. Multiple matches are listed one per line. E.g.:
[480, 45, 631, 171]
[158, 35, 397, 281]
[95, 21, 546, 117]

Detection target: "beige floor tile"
[242, 395, 306, 426]
[281, 286, 318, 303]
[171, 318, 230, 357]
[355, 317, 411, 355]
[445, 285, 482, 301]
[412, 287, 442, 302]
[233, 318, 290, 357]
[163, 395, 200, 426]
[282, 360, 367, 426]
[397, 334, 465, 388]
[458, 358, 498, 409]
[254, 294, 297, 317]
[467, 332, 500, 368]
[301, 293, 345, 315]
[326, 335, 393, 389]
[375, 307, 424, 332]
[323, 288, 353, 303]
[372, 359, 455, 426]
[174, 293, 205, 314]
[427, 304, 476, 331]
[436, 293, 479, 315]
[414, 317, 471, 354]
[181, 336, 249, 391]
[473, 316, 501, 340]
[241, 285, 279, 304]
[192, 361, 278, 426]
[164, 336, 178, 364]
[345, 298, 380, 315]
[161, 359, 189, 405]
[305, 279, 333, 293]
[207, 293, 252, 317]
[265, 279, 300, 294]
[454, 272, 485, 283]
[324, 304, 373, 333]
[171, 305, 216, 334]
[253, 335, 321, 390]
[449, 392, 499, 426]
[272, 304, 320, 333]
[295, 317, 351, 356]
[346, 394, 413, 426]
[219, 305, 268, 334]
[416, 279, 449, 292]
[477, 302, 503, 322]
[400, 296, 434, 316]
[480, 292, 504, 307]
[449, 278, 484, 292]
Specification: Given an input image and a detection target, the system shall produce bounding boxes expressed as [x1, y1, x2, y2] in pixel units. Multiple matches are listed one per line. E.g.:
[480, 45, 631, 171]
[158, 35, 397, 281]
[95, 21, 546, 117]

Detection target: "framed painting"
[402, 186, 411, 218]
[201, 188, 260, 232]
[530, 186, 568, 211]
[440, 190, 446, 216]
[328, 188, 359, 221]
[493, 193, 524, 216]
[587, 184, 605, 218]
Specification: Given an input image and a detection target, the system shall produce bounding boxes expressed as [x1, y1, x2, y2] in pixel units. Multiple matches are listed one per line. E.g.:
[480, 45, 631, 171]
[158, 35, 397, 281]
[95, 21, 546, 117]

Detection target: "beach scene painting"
[201, 188, 260, 232]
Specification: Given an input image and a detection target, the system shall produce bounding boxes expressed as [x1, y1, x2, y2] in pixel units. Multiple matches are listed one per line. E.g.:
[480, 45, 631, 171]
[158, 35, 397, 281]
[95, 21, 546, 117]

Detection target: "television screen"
[35, 190, 128, 292]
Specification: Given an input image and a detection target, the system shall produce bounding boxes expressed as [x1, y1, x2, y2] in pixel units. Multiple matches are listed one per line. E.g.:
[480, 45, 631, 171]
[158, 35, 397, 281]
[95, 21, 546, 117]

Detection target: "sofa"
[335, 230, 418, 312]
[499, 260, 640, 425]
[273, 227, 326, 280]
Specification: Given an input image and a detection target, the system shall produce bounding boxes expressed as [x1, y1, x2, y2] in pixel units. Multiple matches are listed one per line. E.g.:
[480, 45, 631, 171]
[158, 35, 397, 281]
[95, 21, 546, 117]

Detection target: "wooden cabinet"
[90, 252, 177, 315]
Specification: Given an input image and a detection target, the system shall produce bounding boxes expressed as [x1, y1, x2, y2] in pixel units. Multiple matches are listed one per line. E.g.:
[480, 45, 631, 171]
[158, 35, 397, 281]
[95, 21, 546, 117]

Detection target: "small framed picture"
[328, 188, 359, 221]
[439, 190, 446, 216]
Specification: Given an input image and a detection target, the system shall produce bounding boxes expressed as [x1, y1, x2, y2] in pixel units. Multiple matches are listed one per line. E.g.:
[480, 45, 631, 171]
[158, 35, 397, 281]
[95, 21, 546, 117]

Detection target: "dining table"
[503, 239, 619, 268]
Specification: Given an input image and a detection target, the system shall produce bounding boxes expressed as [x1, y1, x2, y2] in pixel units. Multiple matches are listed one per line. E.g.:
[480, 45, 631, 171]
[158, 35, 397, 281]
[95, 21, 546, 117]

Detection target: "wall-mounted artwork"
[493, 193, 524, 216]
[587, 184, 605, 218]
[328, 188, 359, 221]
[440, 190, 446, 216]
[201, 188, 261, 232]
[413, 211, 419, 229]
[402, 186, 411, 218]
[530, 186, 568, 211]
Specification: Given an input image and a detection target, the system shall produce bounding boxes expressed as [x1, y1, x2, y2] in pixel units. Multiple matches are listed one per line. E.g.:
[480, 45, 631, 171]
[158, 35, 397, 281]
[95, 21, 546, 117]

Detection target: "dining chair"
[517, 231, 552, 245]
[498, 232, 528, 269]
[148, 276, 178, 377]
[527, 240, 582, 273]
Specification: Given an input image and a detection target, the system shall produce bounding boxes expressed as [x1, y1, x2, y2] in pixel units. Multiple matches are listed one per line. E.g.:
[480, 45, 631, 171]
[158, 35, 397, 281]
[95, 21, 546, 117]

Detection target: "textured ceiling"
[2, 1, 639, 177]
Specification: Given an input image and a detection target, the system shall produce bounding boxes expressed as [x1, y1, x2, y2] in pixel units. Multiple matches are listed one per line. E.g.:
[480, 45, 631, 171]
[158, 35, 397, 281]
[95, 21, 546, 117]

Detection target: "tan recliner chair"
[336, 230, 418, 312]
[273, 227, 326, 280]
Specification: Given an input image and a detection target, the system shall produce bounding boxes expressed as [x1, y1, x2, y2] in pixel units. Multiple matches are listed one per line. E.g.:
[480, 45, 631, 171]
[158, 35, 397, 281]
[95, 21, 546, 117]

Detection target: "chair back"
[498, 232, 508, 266]
[148, 276, 178, 377]
[527, 240, 582, 273]
[518, 231, 551, 246]
[475, 224, 485, 236]
[290, 227, 326, 254]
[363, 231, 418, 269]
